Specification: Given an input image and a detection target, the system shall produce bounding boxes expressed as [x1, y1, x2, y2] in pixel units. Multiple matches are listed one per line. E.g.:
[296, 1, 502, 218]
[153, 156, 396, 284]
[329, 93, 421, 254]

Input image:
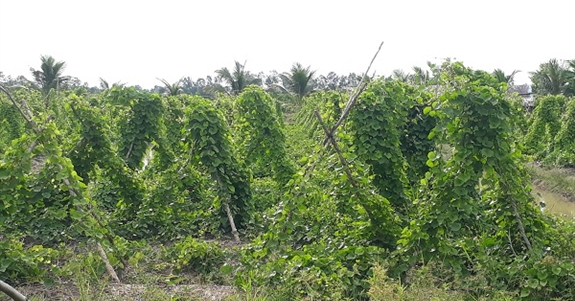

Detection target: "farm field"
[1, 54, 575, 301]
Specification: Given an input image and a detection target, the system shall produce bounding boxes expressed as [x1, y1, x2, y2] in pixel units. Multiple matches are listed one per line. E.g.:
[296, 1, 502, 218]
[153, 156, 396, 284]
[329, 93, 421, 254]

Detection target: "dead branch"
[67, 137, 85, 156]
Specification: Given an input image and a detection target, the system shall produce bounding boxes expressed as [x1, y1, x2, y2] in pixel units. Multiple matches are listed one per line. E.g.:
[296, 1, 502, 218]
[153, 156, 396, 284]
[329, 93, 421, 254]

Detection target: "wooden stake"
[511, 198, 532, 251]
[314, 109, 378, 223]
[314, 109, 358, 188]
[96, 243, 121, 283]
[225, 203, 241, 243]
[322, 41, 384, 147]
[215, 173, 241, 243]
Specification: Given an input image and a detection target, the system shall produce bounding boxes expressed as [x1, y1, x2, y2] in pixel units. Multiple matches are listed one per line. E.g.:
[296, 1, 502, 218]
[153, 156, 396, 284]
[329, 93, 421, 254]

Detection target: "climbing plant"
[235, 86, 294, 186]
[184, 98, 251, 239]
[0, 105, 110, 246]
[394, 63, 550, 286]
[148, 94, 189, 172]
[348, 79, 410, 215]
[523, 95, 566, 158]
[295, 91, 344, 139]
[546, 98, 575, 167]
[117, 162, 214, 240]
[400, 89, 437, 184]
[105, 86, 163, 170]
[68, 95, 114, 183]
[0, 100, 26, 152]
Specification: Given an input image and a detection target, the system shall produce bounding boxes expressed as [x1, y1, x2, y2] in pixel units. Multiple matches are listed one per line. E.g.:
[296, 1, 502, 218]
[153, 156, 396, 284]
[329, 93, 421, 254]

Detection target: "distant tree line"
[1, 56, 574, 103]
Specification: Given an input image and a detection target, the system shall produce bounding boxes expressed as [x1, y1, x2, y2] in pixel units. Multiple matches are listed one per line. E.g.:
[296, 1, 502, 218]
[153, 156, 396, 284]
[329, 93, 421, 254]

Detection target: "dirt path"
[13, 283, 236, 301]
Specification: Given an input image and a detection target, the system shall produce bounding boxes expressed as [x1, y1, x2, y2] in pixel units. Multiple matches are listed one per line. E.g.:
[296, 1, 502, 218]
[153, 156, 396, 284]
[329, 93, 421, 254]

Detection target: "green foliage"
[94, 164, 147, 234]
[235, 86, 294, 185]
[244, 176, 282, 235]
[2, 58, 574, 301]
[294, 91, 344, 138]
[277, 62, 316, 103]
[215, 61, 262, 95]
[184, 98, 251, 230]
[0, 236, 58, 283]
[117, 163, 217, 240]
[164, 237, 225, 275]
[239, 240, 386, 300]
[369, 264, 461, 301]
[546, 98, 575, 166]
[530, 58, 572, 96]
[400, 93, 437, 184]
[237, 145, 399, 299]
[349, 80, 410, 214]
[68, 95, 113, 183]
[150, 95, 189, 170]
[523, 95, 566, 158]
[0, 120, 93, 244]
[476, 216, 575, 300]
[0, 100, 26, 152]
[395, 63, 547, 278]
[106, 86, 164, 170]
[29, 55, 70, 96]
[369, 263, 520, 301]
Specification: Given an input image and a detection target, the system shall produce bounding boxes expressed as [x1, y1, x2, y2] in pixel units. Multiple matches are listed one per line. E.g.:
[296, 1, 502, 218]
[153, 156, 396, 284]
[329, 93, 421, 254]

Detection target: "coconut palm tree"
[157, 78, 183, 96]
[565, 59, 575, 97]
[412, 66, 432, 85]
[274, 63, 316, 102]
[530, 59, 569, 95]
[29, 55, 70, 96]
[315, 72, 340, 91]
[180, 77, 196, 94]
[99, 78, 125, 90]
[492, 69, 520, 85]
[391, 69, 410, 82]
[214, 61, 261, 95]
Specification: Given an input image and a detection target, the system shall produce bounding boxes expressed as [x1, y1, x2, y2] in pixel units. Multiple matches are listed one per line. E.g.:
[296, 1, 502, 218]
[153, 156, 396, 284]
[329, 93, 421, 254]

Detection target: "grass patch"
[6, 238, 237, 301]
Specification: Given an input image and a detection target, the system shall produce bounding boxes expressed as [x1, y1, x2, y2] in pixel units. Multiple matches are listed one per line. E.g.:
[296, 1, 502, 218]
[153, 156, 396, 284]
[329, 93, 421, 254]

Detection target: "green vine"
[184, 98, 251, 233]
[235, 86, 294, 185]
[106, 86, 163, 170]
[68, 95, 114, 183]
[0, 100, 26, 152]
[348, 79, 410, 215]
[547, 98, 575, 167]
[523, 95, 566, 159]
[400, 91, 437, 184]
[395, 63, 547, 278]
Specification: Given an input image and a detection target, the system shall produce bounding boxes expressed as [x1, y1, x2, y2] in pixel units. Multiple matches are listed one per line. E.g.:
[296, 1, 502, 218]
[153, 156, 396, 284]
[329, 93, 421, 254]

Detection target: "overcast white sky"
[1, 0, 574, 88]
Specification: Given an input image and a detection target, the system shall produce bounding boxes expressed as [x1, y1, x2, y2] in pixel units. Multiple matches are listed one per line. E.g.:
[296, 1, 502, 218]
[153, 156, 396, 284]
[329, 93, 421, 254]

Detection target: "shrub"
[0, 236, 59, 284]
[164, 237, 225, 275]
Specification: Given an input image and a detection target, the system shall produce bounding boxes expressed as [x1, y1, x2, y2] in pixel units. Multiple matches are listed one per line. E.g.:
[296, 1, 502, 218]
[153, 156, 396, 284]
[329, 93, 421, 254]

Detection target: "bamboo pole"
[0, 280, 27, 301]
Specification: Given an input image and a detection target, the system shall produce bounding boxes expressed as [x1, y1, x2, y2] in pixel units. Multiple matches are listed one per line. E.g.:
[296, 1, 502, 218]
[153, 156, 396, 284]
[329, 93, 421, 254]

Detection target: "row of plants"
[523, 94, 575, 167]
[234, 62, 575, 300]
[1, 60, 574, 300]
